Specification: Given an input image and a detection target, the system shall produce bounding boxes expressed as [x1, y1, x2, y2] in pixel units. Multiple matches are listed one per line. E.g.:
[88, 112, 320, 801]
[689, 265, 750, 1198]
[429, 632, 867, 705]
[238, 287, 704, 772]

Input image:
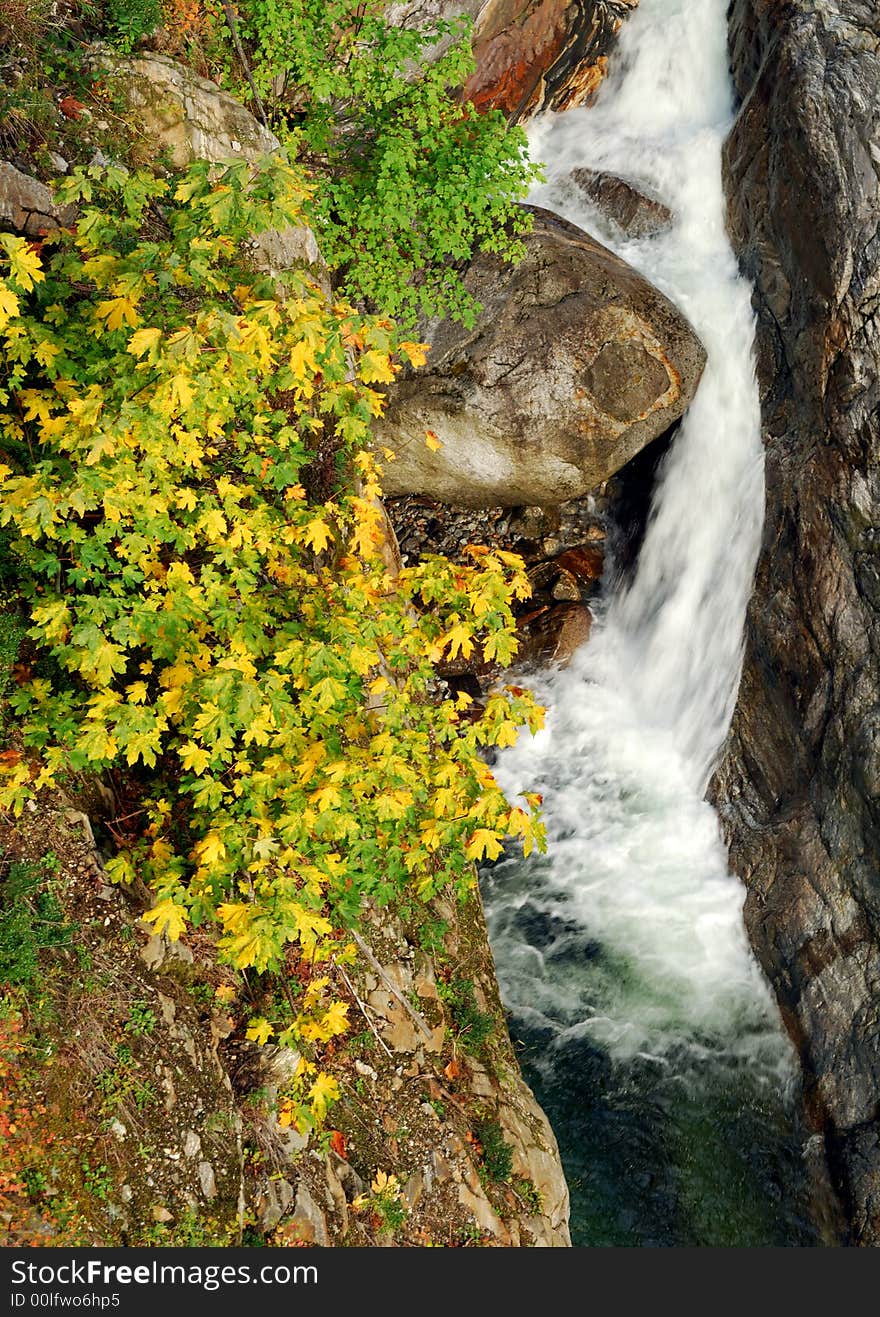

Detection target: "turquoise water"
[483, 856, 821, 1247]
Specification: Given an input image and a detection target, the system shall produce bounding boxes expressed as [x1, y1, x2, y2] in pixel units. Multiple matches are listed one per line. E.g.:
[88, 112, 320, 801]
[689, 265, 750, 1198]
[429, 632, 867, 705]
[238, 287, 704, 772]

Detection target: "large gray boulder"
[377, 205, 705, 506]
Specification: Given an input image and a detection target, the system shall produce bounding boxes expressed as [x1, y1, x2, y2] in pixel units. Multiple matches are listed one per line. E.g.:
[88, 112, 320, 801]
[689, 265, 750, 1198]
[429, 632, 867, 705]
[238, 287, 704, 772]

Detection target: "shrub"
[236, 0, 540, 326]
[104, 0, 164, 52]
[473, 1116, 513, 1184]
[0, 156, 544, 1127]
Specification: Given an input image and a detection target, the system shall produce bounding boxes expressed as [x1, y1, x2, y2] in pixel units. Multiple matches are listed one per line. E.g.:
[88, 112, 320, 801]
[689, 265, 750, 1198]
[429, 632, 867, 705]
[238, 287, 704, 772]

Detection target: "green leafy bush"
[237, 0, 540, 325]
[440, 975, 496, 1057]
[473, 1116, 513, 1184]
[104, 0, 163, 52]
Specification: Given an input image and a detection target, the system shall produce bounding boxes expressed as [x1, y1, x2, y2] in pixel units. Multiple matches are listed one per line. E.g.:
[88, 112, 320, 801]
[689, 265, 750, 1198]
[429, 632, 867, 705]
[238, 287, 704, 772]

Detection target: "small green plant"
[104, 0, 163, 52]
[473, 1116, 513, 1184]
[439, 977, 495, 1057]
[0, 854, 71, 988]
[352, 1170, 407, 1234]
[96, 1040, 156, 1118]
[124, 1001, 157, 1036]
[81, 1158, 114, 1202]
[513, 1176, 543, 1215]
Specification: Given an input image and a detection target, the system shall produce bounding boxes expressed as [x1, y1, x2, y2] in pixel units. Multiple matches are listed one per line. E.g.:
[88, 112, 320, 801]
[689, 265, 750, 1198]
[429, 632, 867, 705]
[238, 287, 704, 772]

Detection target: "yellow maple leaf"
[196, 830, 226, 869]
[424, 429, 443, 452]
[0, 284, 20, 331]
[199, 508, 227, 542]
[1, 235, 44, 291]
[95, 296, 140, 333]
[493, 721, 519, 748]
[169, 373, 194, 413]
[399, 341, 429, 368]
[141, 897, 188, 942]
[319, 1000, 349, 1039]
[465, 828, 505, 863]
[179, 741, 211, 775]
[444, 623, 474, 661]
[302, 518, 333, 554]
[127, 326, 162, 359]
[357, 349, 396, 384]
[246, 1017, 274, 1046]
[308, 1071, 340, 1122]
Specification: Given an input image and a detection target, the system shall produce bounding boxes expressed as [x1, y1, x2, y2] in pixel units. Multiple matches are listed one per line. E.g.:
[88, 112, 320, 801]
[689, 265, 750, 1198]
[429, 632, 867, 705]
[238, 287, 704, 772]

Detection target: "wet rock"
[387, 2, 638, 120]
[464, 0, 641, 120]
[570, 166, 674, 238]
[555, 544, 605, 584]
[378, 205, 706, 507]
[717, 0, 880, 1246]
[551, 569, 581, 601]
[518, 603, 592, 667]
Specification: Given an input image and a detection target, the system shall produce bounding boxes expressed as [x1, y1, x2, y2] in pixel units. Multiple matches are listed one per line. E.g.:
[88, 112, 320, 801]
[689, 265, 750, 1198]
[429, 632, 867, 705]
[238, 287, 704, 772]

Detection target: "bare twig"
[337, 964, 392, 1058]
[351, 930, 433, 1040]
[220, 0, 270, 130]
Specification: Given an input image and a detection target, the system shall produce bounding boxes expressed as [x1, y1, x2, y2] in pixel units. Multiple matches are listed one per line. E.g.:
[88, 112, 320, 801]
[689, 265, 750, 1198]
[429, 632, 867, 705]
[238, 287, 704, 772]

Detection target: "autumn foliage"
[0, 157, 544, 1130]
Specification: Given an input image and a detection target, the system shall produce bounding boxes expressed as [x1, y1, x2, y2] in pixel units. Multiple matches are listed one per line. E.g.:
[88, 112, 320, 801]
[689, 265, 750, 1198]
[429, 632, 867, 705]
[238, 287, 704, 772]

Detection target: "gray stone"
[570, 167, 674, 239]
[0, 162, 75, 236]
[197, 1160, 217, 1200]
[113, 52, 279, 168]
[183, 1130, 201, 1159]
[376, 205, 705, 506]
[105, 53, 325, 286]
[290, 1182, 328, 1246]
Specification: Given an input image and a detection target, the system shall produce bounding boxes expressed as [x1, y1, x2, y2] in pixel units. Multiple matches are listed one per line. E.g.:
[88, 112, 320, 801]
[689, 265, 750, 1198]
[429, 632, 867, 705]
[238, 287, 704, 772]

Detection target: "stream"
[480, 0, 822, 1246]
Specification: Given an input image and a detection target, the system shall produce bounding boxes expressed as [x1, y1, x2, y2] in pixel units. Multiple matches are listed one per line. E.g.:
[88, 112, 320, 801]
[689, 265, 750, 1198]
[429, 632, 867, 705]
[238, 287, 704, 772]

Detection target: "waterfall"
[481, 0, 817, 1245]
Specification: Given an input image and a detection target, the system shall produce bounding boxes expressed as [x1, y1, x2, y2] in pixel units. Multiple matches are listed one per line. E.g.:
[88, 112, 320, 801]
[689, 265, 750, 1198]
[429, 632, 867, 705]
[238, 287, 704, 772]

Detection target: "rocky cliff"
[717, 0, 880, 1245]
[390, 0, 639, 119]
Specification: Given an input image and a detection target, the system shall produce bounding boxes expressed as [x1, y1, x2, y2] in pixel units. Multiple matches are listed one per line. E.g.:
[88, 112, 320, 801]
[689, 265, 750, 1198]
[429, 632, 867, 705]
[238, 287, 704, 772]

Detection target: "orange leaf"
[329, 1129, 347, 1160]
[443, 1058, 461, 1082]
[59, 95, 84, 120]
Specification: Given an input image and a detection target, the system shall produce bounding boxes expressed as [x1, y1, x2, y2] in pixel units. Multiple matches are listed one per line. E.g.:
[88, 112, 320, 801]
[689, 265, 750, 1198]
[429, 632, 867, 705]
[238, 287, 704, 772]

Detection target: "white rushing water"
[485, 0, 792, 1073]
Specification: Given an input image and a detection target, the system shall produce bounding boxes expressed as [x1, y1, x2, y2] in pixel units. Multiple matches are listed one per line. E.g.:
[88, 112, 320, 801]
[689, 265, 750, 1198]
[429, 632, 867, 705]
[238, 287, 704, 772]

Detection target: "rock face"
[716, 0, 880, 1245]
[389, 0, 639, 120]
[377, 205, 706, 506]
[0, 793, 570, 1247]
[465, 0, 640, 119]
[0, 162, 75, 236]
[570, 167, 673, 239]
[118, 51, 279, 167]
